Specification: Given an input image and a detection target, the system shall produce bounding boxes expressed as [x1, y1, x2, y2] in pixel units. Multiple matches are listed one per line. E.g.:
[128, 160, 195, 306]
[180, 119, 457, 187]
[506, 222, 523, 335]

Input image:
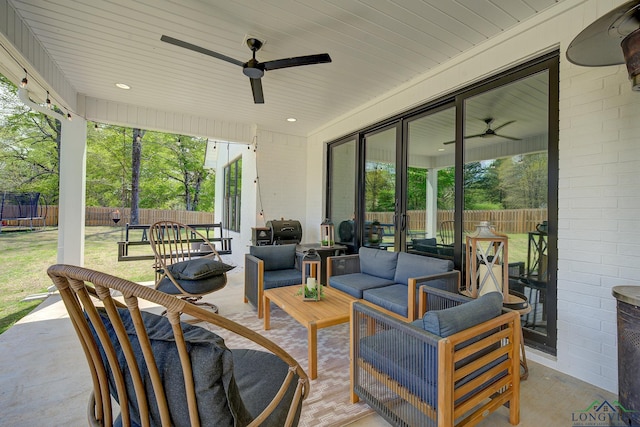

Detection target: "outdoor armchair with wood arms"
[47, 264, 309, 427]
[350, 286, 521, 426]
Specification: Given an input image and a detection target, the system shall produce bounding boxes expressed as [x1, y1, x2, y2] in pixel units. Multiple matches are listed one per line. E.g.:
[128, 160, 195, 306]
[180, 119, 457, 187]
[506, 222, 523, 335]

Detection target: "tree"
[406, 166, 427, 210]
[498, 153, 548, 209]
[130, 128, 145, 224]
[365, 162, 395, 212]
[0, 75, 60, 201]
[1, 74, 215, 213]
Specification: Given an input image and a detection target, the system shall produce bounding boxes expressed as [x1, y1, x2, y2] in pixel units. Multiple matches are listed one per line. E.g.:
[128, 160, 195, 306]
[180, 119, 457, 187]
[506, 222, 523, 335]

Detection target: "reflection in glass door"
[363, 126, 397, 250]
[404, 106, 456, 259]
[462, 70, 552, 344]
[328, 138, 357, 251]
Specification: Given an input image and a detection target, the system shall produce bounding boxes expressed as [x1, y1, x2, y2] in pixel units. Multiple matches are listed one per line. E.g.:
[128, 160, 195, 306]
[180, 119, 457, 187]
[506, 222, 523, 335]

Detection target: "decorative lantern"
[301, 249, 322, 301]
[368, 220, 383, 246]
[320, 218, 335, 248]
[464, 221, 509, 299]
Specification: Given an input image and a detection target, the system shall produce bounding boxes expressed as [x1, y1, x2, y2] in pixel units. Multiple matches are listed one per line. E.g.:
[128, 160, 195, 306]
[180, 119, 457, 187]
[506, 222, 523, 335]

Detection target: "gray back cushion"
[358, 247, 399, 280]
[422, 292, 503, 337]
[166, 258, 235, 280]
[92, 309, 252, 427]
[393, 252, 453, 286]
[250, 244, 296, 271]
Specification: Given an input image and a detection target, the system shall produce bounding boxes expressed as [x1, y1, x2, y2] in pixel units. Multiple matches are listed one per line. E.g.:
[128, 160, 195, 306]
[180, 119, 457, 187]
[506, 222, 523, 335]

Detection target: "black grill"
[266, 219, 302, 245]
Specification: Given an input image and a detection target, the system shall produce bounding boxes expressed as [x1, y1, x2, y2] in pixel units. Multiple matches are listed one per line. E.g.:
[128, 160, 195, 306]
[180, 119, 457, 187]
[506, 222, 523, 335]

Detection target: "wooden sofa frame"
[350, 287, 520, 427]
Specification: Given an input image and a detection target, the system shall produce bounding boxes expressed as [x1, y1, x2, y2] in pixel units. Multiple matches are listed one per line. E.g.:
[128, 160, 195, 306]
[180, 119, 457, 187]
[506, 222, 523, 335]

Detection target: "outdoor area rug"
[201, 307, 373, 427]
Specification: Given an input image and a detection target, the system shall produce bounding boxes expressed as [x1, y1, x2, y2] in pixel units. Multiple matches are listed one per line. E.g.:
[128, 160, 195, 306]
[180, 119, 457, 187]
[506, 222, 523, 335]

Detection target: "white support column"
[57, 118, 86, 265]
[426, 168, 438, 239]
[18, 88, 87, 266]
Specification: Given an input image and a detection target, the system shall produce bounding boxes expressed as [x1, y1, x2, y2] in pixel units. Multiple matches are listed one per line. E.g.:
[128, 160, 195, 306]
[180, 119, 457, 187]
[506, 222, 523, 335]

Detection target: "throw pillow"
[166, 257, 234, 280]
[422, 291, 503, 337]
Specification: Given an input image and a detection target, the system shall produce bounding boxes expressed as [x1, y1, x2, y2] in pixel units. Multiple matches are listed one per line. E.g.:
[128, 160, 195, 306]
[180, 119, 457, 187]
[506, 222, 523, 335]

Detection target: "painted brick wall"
[558, 57, 640, 392]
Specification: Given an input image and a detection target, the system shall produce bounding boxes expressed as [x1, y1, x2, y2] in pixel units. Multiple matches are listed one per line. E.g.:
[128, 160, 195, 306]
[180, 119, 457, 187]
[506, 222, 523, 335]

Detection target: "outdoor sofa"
[327, 247, 459, 321]
[350, 286, 521, 426]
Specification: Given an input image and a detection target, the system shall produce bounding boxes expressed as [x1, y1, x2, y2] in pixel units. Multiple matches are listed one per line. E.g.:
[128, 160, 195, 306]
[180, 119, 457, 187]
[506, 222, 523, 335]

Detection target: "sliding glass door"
[363, 126, 398, 250]
[326, 53, 558, 353]
[462, 69, 554, 349]
[404, 105, 456, 259]
[328, 138, 357, 251]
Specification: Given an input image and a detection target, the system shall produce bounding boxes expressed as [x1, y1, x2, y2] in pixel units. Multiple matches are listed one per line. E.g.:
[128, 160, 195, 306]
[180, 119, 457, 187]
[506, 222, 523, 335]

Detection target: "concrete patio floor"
[0, 266, 619, 426]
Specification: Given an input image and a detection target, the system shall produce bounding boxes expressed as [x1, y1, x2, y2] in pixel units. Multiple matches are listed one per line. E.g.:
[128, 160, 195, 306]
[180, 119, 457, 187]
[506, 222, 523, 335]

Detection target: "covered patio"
[1, 0, 640, 425]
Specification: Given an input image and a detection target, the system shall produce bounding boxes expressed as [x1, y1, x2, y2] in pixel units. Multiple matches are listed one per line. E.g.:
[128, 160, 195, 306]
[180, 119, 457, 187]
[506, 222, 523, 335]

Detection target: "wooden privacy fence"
[42, 206, 214, 227]
[365, 208, 547, 234]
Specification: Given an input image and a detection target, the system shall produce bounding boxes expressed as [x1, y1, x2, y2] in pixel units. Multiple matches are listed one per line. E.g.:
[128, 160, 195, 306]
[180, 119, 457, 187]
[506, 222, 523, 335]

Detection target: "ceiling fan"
[443, 118, 521, 145]
[161, 35, 332, 104]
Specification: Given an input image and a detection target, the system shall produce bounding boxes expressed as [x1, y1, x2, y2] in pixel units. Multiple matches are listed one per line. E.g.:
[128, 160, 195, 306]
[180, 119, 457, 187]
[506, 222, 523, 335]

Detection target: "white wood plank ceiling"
[5, 0, 563, 136]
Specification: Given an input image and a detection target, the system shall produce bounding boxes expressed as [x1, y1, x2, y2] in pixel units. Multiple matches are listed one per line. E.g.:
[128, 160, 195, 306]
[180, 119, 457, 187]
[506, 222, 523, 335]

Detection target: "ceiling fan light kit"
[566, 0, 640, 91]
[161, 35, 332, 103]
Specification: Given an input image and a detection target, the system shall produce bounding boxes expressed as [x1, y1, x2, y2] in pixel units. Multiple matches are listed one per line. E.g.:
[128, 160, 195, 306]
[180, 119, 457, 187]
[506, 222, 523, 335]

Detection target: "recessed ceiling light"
[286, 117, 297, 122]
[115, 83, 131, 90]
[438, 148, 445, 152]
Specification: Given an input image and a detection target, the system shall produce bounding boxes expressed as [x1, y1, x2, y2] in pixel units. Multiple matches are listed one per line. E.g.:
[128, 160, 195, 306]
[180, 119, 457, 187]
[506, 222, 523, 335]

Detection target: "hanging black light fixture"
[566, 0, 640, 91]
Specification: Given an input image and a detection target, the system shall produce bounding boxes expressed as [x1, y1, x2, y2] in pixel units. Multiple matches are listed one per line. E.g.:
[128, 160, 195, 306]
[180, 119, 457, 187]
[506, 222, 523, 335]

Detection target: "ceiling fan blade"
[491, 120, 516, 132]
[443, 132, 484, 144]
[262, 53, 332, 71]
[496, 134, 522, 141]
[250, 78, 264, 104]
[161, 35, 244, 67]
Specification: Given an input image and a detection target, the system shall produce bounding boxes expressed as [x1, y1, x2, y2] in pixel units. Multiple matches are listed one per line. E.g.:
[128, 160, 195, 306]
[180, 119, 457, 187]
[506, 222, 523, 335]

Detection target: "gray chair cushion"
[233, 349, 302, 427]
[166, 258, 235, 280]
[262, 269, 303, 290]
[422, 291, 503, 337]
[393, 252, 453, 286]
[329, 273, 395, 299]
[250, 244, 297, 271]
[91, 308, 253, 427]
[358, 247, 398, 280]
[157, 274, 227, 295]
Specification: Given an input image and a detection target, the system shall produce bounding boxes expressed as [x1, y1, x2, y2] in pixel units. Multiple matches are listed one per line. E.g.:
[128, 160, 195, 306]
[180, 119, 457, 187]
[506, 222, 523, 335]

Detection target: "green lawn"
[0, 226, 155, 334]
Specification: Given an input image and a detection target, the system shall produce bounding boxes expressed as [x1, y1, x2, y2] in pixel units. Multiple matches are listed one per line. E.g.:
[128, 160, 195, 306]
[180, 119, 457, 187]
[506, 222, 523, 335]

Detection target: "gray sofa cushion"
[157, 274, 227, 295]
[250, 244, 297, 271]
[363, 284, 412, 317]
[329, 273, 395, 299]
[91, 308, 253, 427]
[358, 247, 398, 280]
[422, 291, 503, 337]
[166, 258, 235, 280]
[393, 252, 452, 286]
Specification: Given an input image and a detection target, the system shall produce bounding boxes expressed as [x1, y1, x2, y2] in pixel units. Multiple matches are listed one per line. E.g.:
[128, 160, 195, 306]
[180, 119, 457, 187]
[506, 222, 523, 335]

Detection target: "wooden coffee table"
[263, 285, 356, 380]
